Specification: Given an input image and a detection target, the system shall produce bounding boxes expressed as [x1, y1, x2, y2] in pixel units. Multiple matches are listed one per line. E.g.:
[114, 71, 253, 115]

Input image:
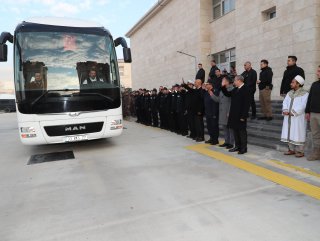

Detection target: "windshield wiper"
[30, 89, 75, 107]
[77, 92, 114, 102]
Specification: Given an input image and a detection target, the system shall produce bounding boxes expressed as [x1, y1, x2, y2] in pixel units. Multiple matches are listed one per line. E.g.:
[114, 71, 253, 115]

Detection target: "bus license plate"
[64, 135, 88, 142]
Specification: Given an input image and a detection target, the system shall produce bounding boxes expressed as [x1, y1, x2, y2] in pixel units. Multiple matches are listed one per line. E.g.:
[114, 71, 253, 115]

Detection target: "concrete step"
[247, 136, 286, 151]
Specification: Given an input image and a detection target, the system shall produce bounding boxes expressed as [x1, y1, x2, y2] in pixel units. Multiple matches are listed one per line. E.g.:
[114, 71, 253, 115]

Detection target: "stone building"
[126, 0, 320, 98]
[118, 59, 132, 88]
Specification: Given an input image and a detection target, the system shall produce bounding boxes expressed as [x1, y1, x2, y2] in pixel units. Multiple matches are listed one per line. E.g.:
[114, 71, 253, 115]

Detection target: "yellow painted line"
[186, 144, 320, 200]
[269, 159, 320, 179]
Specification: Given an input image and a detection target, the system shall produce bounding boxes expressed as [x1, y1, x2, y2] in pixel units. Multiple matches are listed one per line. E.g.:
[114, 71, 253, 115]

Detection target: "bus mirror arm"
[114, 37, 128, 48]
[0, 32, 13, 62]
[0, 32, 13, 44]
[114, 37, 132, 63]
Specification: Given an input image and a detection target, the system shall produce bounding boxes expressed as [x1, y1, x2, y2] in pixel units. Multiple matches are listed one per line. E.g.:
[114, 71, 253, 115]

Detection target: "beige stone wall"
[209, 0, 320, 98]
[129, 0, 202, 90]
[128, 0, 320, 96]
[118, 60, 132, 88]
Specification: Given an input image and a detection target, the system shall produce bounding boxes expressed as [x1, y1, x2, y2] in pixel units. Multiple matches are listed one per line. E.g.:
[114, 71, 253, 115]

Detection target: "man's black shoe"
[211, 141, 219, 145]
[219, 143, 228, 147]
[250, 116, 256, 120]
[226, 144, 234, 149]
[196, 138, 205, 142]
[258, 117, 267, 120]
[266, 117, 273, 121]
[238, 150, 247, 155]
[229, 147, 240, 152]
[205, 139, 212, 144]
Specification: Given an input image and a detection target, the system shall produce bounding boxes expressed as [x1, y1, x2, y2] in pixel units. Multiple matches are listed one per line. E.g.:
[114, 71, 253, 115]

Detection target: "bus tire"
[4, 108, 11, 113]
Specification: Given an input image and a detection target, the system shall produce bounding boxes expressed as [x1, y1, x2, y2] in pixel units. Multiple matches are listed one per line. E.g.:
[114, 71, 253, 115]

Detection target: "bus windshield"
[14, 31, 121, 114]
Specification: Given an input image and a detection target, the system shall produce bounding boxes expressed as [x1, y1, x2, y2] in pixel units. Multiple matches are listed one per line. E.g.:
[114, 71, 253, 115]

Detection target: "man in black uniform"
[241, 61, 257, 119]
[176, 85, 188, 136]
[150, 88, 159, 127]
[203, 82, 219, 145]
[280, 56, 305, 97]
[184, 80, 196, 139]
[183, 79, 205, 142]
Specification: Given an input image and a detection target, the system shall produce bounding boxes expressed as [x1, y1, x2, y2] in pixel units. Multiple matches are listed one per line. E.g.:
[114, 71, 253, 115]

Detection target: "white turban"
[187, 80, 194, 84]
[294, 75, 305, 85]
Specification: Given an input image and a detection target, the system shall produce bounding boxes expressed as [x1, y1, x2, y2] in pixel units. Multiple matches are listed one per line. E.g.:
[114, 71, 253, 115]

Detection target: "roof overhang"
[126, 0, 172, 38]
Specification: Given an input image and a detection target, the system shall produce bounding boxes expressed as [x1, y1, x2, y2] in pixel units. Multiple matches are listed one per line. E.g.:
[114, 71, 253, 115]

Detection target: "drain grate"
[28, 151, 75, 165]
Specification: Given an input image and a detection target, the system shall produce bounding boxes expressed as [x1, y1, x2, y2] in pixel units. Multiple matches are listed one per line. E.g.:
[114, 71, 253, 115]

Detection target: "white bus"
[0, 17, 131, 145]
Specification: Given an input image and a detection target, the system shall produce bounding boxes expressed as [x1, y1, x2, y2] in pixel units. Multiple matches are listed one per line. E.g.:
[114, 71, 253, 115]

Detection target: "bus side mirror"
[0, 44, 8, 62]
[123, 48, 132, 63]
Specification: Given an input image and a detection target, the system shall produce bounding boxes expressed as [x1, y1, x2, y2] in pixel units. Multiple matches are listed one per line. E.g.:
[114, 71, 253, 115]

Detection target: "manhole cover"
[28, 151, 75, 165]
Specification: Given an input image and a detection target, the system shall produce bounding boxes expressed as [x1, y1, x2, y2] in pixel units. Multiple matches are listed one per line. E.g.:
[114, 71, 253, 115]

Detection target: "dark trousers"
[233, 128, 247, 151]
[249, 90, 256, 117]
[206, 116, 219, 142]
[159, 110, 164, 128]
[178, 112, 188, 135]
[152, 111, 159, 127]
[187, 112, 195, 137]
[194, 114, 204, 139]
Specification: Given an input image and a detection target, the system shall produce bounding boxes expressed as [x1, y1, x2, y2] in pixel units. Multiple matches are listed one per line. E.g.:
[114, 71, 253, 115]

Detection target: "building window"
[211, 48, 236, 73]
[212, 0, 235, 20]
[262, 6, 276, 21]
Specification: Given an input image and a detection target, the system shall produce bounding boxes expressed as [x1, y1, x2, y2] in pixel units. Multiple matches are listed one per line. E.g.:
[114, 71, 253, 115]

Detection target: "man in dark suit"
[208, 60, 219, 83]
[221, 75, 250, 154]
[182, 79, 205, 142]
[280, 56, 305, 97]
[196, 63, 205, 83]
[241, 61, 257, 119]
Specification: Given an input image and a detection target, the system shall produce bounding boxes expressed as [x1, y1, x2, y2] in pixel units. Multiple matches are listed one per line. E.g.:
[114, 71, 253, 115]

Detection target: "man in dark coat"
[257, 59, 274, 121]
[203, 82, 219, 145]
[222, 75, 250, 154]
[184, 80, 196, 139]
[196, 63, 206, 83]
[182, 79, 205, 142]
[176, 86, 188, 136]
[208, 60, 219, 82]
[150, 89, 159, 127]
[241, 61, 257, 119]
[280, 56, 305, 96]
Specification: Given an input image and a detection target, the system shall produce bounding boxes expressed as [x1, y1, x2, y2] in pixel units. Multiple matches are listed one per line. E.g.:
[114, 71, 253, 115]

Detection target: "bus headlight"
[20, 127, 37, 138]
[110, 119, 123, 130]
[20, 127, 36, 133]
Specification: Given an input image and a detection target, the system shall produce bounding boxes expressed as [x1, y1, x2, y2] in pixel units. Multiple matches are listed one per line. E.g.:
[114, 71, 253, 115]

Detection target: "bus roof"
[24, 17, 104, 28]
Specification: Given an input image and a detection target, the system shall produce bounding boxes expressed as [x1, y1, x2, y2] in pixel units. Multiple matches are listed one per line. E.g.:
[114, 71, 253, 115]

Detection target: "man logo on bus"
[65, 126, 86, 132]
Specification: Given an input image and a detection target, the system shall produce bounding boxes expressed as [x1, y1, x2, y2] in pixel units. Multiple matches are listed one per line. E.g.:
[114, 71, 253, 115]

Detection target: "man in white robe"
[281, 75, 309, 158]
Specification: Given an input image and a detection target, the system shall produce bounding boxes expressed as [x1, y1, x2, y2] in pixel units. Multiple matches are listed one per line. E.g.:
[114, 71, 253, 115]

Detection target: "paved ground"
[1, 113, 320, 241]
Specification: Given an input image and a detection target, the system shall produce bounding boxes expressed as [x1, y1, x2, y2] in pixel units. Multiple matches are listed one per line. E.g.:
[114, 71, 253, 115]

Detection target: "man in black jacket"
[257, 59, 273, 121]
[305, 65, 320, 161]
[183, 79, 205, 142]
[241, 61, 257, 119]
[204, 82, 219, 145]
[208, 60, 219, 82]
[184, 80, 196, 139]
[196, 63, 205, 83]
[280, 56, 305, 96]
[222, 75, 250, 154]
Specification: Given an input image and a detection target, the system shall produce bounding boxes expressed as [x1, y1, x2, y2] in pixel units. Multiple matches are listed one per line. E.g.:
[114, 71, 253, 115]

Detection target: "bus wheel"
[4, 108, 11, 113]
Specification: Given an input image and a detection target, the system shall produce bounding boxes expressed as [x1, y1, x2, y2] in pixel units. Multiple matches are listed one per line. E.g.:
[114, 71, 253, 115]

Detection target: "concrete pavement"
[0, 113, 320, 241]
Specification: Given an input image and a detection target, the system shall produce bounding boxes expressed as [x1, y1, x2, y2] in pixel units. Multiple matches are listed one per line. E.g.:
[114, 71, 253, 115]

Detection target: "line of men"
[132, 70, 250, 155]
